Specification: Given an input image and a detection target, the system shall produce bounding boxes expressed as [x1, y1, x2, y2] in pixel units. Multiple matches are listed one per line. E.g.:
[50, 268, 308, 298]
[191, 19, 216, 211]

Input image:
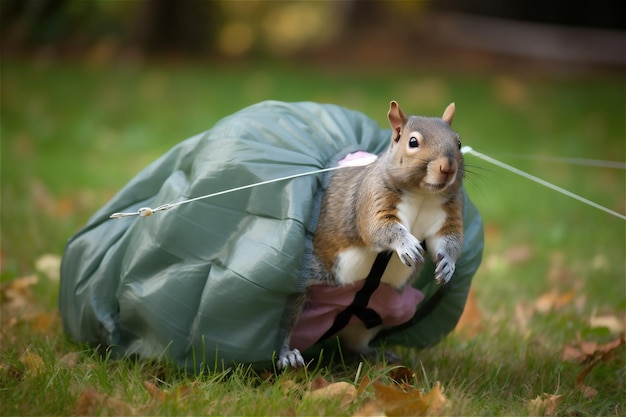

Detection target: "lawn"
[1, 59, 624, 416]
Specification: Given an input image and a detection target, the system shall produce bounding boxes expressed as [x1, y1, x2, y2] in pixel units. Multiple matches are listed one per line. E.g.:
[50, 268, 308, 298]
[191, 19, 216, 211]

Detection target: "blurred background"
[1, 4, 624, 414]
[1, 0, 624, 315]
[1, 0, 624, 68]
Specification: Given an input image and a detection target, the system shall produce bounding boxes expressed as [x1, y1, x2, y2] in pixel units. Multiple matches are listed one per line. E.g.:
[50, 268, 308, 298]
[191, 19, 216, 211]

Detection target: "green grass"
[1, 59, 624, 415]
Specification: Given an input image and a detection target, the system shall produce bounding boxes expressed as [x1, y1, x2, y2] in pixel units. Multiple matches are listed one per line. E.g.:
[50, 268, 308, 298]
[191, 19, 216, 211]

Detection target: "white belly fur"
[334, 192, 447, 288]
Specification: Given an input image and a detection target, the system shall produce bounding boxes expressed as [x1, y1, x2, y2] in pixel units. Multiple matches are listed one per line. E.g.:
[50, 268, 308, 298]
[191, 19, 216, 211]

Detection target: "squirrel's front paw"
[435, 254, 455, 284]
[277, 348, 305, 370]
[395, 234, 424, 268]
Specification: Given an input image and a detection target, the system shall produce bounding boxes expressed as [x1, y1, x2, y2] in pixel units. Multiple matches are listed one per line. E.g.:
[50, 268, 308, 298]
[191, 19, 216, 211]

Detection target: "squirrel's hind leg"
[275, 292, 307, 370]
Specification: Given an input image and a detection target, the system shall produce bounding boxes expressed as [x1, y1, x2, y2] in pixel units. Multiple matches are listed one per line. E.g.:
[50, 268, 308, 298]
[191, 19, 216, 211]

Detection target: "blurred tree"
[432, 0, 624, 29]
[129, 0, 217, 54]
[0, 0, 622, 61]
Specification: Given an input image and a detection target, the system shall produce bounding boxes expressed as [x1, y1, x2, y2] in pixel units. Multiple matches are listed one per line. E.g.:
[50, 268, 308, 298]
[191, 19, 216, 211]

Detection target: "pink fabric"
[291, 282, 424, 351]
[337, 151, 378, 167]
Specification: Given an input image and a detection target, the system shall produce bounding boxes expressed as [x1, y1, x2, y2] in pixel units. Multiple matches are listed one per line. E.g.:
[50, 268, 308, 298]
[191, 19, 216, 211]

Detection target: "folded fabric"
[59, 100, 484, 370]
[291, 282, 424, 351]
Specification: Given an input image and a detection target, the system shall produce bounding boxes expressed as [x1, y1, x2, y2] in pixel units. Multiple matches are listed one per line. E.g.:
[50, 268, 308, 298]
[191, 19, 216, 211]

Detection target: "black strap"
[317, 251, 393, 343]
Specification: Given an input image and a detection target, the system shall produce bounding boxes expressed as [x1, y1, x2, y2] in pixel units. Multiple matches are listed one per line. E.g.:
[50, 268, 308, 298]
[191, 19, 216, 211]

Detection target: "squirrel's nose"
[439, 157, 457, 175]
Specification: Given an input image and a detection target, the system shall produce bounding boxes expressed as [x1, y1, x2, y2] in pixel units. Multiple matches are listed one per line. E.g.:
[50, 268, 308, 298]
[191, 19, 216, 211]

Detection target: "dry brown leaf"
[174, 384, 196, 400]
[357, 374, 372, 397]
[307, 382, 357, 409]
[2, 275, 38, 307]
[534, 291, 575, 314]
[143, 380, 166, 402]
[418, 382, 447, 416]
[528, 393, 562, 416]
[143, 380, 196, 403]
[75, 386, 135, 416]
[561, 344, 587, 362]
[596, 334, 626, 356]
[589, 314, 625, 334]
[514, 301, 533, 335]
[455, 287, 482, 338]
[578, 384, 598, 399]
[579, 340, 599, 357]
[29, 311, 60, 333]
[278, 378, 300, 396]
[21, 352, 44, 375]
[503, 245, 533, 264]
[568, 334, 625, 399]
[387, 366, 418, 385]
[310, 375, 331, 391]
[372, 381, 446, 416]
[562, 333, 625, 363]
[372, 381, 417, 415]
[352, 399, 386, 417]
[59, 352, 80, 368]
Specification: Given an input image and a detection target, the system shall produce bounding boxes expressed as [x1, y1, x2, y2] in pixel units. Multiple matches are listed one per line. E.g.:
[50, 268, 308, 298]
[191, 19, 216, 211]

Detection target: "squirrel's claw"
[395, 235, 424, 268]
[277, 348, 305, 370]
[435, 254, 455, 284]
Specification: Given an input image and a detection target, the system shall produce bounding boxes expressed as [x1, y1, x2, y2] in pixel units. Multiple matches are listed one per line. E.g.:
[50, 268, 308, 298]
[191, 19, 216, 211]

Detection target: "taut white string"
[110, 147, 625, 221]
[487, 153, 626, 169]
[461, 146, 626, 221]
[109, 152, 382, 219]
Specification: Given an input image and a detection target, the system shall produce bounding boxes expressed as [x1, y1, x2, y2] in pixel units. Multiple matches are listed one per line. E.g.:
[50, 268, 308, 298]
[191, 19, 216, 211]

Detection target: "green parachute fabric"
[59, 101, 483, 370]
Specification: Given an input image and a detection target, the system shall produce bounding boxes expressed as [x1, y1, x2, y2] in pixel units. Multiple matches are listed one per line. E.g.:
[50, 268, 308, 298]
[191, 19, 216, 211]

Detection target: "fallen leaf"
[1, 275, 38, 308]
[528, 393, 562, 416]
[372, 381, 446, 416]
[503, 245, 533, 264]
[34, 254, 62, 281]
[75, 387, 135, 416]
[589, 314, 625, 334]
[596, 334, 626, 356]
[514, 301, 533, 335]
[29, 311, 60, 333]
[418, 382, 447, 416]
[387, 366, 418, 385]
[20, 352, 43, 375]
[278, 378, 300, 396]
[561, 344, 587, 362]
[352, 399, 386, 417]
[143, 380, 166, 402]
[579, 340, 599, 358]
[578, 383, 598, 399]
[534, 291, 575, 314]
[59, 352, 80, 368]
[173, 384, 196, 400]
[567, 334, 625, 399]
[310, 375, 331, 391]
[455, 287, 482, 338]
[307, 381, 357, 409]
[562, 333, 625, 363]
[357, 374, 372, 397]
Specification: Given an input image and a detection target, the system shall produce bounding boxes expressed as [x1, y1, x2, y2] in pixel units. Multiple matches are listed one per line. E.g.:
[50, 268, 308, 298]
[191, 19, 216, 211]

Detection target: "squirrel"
[277, 101, 465, 369]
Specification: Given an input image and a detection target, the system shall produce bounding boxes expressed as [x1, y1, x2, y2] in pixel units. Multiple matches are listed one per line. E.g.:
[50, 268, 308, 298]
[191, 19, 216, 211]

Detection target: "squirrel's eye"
[409, 136, 420, 148]
[457, 139, 462, 149]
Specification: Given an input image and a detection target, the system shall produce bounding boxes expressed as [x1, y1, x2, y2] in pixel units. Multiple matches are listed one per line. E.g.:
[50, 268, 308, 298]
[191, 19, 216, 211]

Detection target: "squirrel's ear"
[388, 100, 407, 142]
[442, 102, 455, 126]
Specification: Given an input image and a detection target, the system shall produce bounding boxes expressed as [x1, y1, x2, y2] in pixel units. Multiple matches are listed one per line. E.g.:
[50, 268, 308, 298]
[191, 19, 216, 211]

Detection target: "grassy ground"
[1, 59, 624, 415]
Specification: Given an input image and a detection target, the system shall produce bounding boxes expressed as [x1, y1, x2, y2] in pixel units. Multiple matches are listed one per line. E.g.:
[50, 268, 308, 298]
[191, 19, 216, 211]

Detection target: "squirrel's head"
[386, 100, 464, 195]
